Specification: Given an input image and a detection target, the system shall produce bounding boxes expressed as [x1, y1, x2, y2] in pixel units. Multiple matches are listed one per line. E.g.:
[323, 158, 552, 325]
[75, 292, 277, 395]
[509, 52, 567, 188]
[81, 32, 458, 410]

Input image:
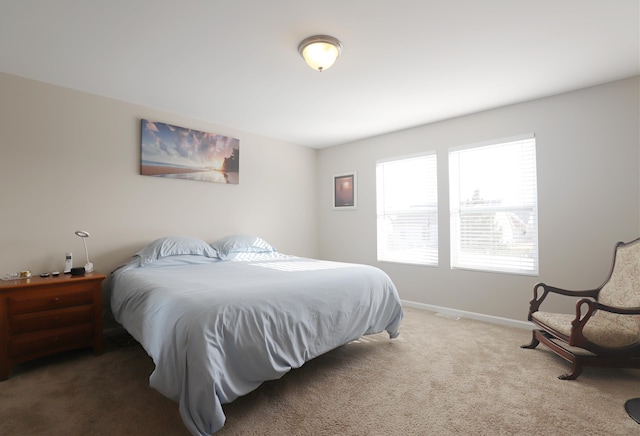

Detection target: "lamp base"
[626, 398, 640, 424]
[84, 262, 94, 273]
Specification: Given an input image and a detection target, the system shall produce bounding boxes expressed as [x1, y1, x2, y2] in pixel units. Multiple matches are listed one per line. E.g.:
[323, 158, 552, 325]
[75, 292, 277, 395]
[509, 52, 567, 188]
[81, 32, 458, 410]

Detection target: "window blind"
[376, 153, 438, 266]
[449, 136, 538, 275]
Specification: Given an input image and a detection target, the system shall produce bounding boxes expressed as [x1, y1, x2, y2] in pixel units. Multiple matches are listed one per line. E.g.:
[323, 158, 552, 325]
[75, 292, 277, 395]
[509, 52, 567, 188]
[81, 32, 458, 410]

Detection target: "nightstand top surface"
[0, 271, 105, 290]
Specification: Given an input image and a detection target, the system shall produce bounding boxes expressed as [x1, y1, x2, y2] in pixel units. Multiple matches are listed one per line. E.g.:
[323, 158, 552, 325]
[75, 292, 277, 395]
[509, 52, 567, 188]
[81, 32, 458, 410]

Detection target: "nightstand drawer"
[7, 286, 94, 315]
[9, 305, 94, 334]
[9, 323, 95, 359]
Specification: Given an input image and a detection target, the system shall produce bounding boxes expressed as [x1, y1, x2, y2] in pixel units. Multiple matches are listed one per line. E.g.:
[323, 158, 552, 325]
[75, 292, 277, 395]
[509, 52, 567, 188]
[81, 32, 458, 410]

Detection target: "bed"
[108, 235, 403, 435]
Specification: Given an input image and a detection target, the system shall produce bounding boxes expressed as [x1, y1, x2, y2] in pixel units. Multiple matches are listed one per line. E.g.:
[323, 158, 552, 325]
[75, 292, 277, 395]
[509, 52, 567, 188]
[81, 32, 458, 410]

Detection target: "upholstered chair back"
[597, 239, 640, 338]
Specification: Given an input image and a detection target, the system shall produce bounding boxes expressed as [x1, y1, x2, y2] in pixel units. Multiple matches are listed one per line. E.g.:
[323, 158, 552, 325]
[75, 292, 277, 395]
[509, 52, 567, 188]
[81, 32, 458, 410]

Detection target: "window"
[449, 135, 538, 275]
[376, 153, 438, 265]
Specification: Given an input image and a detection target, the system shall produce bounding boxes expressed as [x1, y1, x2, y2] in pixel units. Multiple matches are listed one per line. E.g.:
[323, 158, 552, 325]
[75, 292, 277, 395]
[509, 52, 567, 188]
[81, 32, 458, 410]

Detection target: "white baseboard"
[401, 299, 534, 330]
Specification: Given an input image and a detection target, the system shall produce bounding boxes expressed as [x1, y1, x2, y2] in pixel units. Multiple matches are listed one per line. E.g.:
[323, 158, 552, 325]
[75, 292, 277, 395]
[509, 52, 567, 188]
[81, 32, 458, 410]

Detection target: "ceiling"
[1, 1, 638, 149]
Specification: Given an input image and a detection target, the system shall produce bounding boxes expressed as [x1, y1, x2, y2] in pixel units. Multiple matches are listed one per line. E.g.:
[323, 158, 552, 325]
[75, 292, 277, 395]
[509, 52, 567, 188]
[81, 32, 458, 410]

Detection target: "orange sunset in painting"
[140, 119, 239, 184]
[334, 174, 355, 207]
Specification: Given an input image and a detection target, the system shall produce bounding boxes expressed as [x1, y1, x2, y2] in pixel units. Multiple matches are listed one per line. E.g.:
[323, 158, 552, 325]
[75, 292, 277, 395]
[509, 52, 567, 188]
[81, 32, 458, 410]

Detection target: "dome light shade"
[298, 35, 342, 72]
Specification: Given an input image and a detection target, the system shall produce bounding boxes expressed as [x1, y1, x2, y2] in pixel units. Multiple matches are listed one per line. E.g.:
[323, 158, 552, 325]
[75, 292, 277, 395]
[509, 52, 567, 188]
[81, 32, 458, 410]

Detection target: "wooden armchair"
[522, 238, 640, 379]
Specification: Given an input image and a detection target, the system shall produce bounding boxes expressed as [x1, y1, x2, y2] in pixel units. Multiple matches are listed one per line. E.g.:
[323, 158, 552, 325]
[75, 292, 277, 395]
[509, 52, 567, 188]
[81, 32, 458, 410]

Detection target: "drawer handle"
[51, 297, 60, 303]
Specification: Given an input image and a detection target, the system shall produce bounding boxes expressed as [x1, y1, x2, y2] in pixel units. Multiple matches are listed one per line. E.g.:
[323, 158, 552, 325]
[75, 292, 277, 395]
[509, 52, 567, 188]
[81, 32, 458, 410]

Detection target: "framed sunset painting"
[140, 119, 239, 184]
[333, 172, 357, 210]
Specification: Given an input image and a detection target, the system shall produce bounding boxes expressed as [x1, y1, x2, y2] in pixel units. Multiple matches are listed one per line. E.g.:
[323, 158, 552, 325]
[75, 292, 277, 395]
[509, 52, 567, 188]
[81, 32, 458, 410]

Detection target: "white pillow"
[135, 236, 217, 266]
[210, 234, 276, 260]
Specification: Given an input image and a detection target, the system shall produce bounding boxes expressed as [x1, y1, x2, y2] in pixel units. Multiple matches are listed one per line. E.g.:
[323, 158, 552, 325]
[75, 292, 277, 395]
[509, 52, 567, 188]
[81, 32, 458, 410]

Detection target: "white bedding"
[110, 251, 403, 435]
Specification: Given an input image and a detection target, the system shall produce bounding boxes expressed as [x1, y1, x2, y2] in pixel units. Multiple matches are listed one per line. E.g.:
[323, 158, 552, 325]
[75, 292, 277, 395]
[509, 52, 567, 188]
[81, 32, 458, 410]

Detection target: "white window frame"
[449, 135, 538, 275]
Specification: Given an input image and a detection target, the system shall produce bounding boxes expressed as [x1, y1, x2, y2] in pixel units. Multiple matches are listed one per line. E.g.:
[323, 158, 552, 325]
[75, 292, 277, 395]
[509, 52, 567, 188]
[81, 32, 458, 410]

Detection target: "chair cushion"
[533, 310, 640, 348]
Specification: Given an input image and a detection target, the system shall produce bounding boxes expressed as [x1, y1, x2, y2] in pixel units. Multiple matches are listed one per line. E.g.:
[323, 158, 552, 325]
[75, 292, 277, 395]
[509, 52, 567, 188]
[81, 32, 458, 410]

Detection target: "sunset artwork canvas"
[140, 119, 239, 184]
[333, 172, 357, 209]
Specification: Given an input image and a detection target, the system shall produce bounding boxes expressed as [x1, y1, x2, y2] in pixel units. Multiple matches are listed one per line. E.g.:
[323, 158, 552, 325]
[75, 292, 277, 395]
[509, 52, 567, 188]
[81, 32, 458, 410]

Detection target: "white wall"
[0, 73, 319, 277]
[317, 76, 640, 322]
[3, 72, 638, 325]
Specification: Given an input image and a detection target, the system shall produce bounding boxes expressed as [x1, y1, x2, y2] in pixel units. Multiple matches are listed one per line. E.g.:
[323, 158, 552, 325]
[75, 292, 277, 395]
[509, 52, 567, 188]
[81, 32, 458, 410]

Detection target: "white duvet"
[110, 252, 403, 435]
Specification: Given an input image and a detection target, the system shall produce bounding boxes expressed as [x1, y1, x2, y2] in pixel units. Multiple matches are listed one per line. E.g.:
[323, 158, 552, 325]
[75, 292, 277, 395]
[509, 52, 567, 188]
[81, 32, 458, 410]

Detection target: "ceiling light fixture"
[298, 35, 342, 72]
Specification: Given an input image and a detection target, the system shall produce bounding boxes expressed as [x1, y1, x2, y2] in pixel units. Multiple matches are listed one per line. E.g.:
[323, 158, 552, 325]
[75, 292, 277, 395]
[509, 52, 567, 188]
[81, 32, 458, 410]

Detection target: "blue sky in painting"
[141, 119, 239, 170]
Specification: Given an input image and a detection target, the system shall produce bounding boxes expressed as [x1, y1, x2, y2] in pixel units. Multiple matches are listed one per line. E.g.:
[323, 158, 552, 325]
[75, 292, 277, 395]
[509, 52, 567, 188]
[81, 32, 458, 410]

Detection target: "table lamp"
[75, 230, 94, 273]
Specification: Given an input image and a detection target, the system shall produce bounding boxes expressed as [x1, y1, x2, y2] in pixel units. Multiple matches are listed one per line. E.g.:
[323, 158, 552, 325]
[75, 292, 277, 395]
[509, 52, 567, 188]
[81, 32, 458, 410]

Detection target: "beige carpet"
[1, 307, 638, 435]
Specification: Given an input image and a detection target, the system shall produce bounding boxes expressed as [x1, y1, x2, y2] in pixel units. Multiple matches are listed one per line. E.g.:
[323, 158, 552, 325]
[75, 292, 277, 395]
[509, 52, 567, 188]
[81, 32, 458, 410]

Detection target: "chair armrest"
[594, 302, 640, 315]
[571, 298, 598, 327]
[537, 283, 600, 298]
[526, 282, 599, 320]
[569, 299, 640, 350]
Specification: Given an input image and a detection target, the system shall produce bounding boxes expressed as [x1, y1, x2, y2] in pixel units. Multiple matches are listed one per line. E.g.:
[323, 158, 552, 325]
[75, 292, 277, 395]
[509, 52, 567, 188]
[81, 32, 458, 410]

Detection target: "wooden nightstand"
[0, 271, 106, 380]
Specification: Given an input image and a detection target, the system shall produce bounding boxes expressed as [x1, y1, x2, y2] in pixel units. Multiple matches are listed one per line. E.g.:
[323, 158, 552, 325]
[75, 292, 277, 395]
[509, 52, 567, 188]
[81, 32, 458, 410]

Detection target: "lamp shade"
[298, 35, 342, 72]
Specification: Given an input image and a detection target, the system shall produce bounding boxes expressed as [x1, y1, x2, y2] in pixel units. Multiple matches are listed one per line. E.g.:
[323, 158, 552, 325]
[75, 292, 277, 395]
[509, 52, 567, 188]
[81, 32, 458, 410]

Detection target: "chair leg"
[558, 360, 583, 380]
[521, 330, 540, 349]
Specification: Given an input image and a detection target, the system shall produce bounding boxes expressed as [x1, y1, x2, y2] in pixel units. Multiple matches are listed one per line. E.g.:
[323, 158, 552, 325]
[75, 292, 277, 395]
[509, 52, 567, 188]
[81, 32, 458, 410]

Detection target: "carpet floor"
[1, 307, 639, 435]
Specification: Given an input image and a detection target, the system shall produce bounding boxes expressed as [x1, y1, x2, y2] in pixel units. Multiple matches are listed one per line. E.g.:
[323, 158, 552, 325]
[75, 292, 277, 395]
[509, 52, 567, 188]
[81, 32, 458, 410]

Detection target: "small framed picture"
[333, 172, 357, 210]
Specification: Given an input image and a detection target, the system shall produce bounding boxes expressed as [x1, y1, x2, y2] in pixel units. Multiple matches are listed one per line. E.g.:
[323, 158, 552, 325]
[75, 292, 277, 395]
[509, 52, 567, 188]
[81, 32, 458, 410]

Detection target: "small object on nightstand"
[64, 252, 72, 274]
[39, 273, 50, 277]
[1, 272, 19, 281]
[70, 267, 85, 276]
[74, 231, 94, 273]
[51, 271, 60, 277]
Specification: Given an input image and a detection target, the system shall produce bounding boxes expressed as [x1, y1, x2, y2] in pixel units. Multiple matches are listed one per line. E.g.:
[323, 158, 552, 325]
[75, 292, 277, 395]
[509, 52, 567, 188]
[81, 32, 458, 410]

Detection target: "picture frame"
[140, 119, 240, 184]
[333, 172, 357, 210]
